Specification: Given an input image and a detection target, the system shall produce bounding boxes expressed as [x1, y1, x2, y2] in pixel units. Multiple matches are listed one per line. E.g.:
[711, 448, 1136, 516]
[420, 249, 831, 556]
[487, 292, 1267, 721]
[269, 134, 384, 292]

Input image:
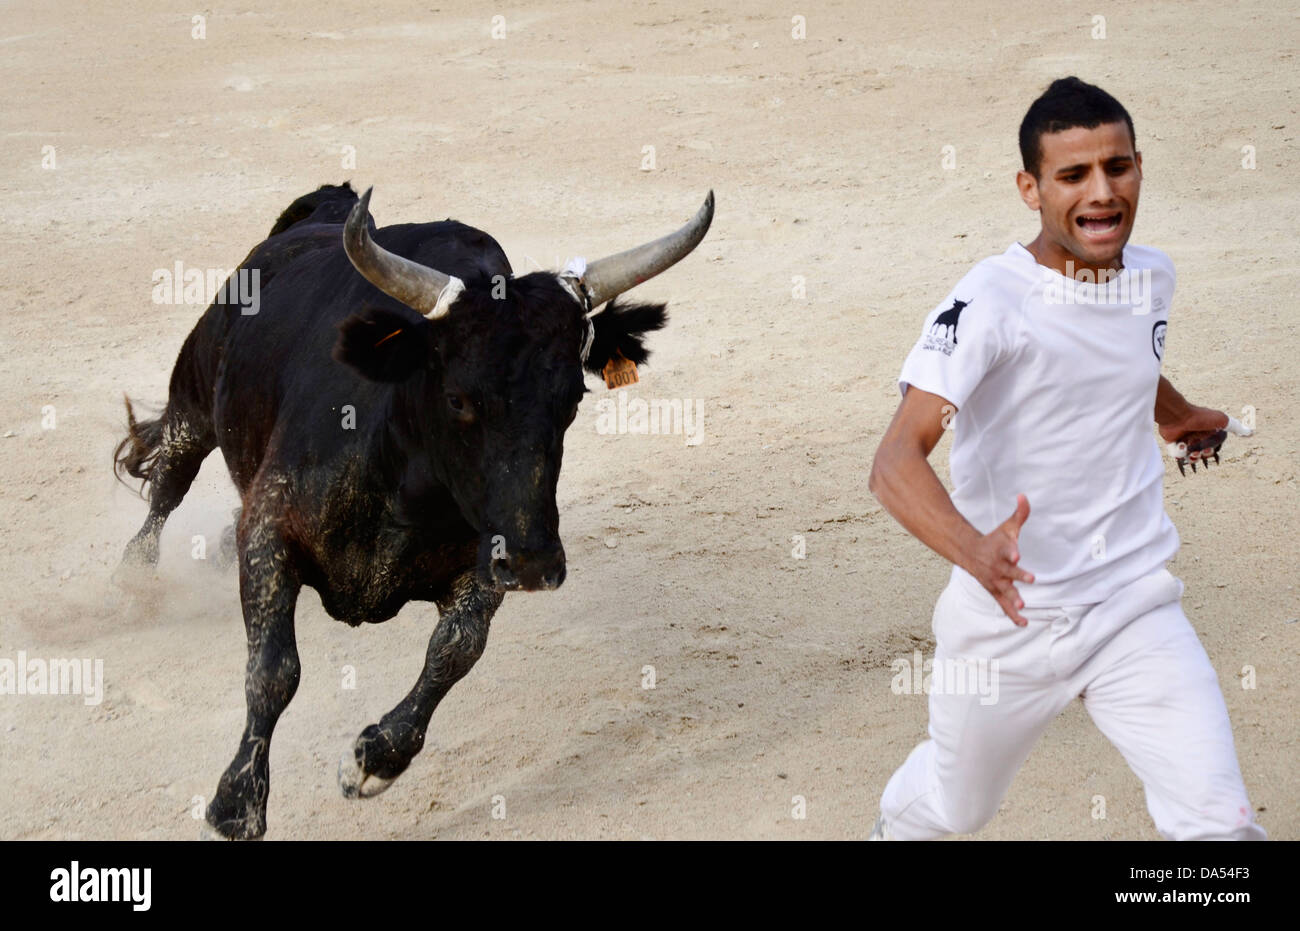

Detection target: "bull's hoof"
[338, 750, 395, 799]
[203, 793, 268, 841]
[111, 555, 158, 592]
[114, 534, 160, 583]
[339, 723, 418, 799]
[199, 820, 264, 841]
[111, 558, 163, 618]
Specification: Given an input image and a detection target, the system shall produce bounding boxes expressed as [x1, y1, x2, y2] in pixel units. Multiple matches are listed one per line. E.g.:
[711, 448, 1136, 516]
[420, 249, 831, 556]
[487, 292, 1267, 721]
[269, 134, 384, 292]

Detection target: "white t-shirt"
[897, 242, 1179, 609]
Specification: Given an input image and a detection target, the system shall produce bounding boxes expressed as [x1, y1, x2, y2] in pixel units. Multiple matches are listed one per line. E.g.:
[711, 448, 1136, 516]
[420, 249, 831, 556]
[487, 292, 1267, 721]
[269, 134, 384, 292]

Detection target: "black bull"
[113, 182, 714, 839]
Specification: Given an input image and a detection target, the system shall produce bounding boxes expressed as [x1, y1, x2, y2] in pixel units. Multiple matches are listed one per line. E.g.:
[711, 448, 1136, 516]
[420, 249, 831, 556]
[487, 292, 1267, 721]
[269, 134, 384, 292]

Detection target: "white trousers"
[880, 567, 1266, 840]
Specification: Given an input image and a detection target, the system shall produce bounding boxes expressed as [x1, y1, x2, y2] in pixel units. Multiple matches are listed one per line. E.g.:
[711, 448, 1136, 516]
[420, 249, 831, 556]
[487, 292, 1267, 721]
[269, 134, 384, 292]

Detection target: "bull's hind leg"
[339, 571, 502, 799]
[204, 512, 301, 840]
[117, 416, 214, 575]
[214, 506, 242, 570]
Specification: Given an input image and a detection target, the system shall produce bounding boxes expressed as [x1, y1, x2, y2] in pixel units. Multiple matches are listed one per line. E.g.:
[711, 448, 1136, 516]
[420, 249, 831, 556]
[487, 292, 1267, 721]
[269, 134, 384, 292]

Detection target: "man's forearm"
[869, 447, 983, 575]
[1154, 375, 1193, 427]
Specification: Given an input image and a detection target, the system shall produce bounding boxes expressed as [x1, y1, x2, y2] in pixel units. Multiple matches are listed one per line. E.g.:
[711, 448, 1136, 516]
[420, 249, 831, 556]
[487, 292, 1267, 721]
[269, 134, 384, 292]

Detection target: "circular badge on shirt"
[1152, 320, 1167, 360]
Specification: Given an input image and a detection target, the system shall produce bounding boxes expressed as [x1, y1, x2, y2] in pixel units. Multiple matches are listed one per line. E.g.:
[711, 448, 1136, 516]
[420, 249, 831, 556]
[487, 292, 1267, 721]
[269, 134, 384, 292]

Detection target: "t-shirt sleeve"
[1129, 245, 1176, 369]
[897, 274, 1009, 410]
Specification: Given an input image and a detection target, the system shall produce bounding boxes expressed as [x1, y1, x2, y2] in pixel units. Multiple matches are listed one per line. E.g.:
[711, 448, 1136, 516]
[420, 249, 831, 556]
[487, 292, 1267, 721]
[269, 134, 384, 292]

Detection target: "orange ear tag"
[602, 351, 639, 390]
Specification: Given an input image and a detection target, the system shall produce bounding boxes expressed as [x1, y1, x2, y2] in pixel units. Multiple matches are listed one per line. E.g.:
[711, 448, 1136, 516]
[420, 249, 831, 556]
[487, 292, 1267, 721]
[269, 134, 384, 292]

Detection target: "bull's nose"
[490, 546, 566, 592]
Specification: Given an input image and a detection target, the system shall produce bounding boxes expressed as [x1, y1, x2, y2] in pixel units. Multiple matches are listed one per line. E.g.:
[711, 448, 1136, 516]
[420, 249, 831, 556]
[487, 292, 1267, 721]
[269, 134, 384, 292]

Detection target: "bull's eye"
[445, 392, 474, 424]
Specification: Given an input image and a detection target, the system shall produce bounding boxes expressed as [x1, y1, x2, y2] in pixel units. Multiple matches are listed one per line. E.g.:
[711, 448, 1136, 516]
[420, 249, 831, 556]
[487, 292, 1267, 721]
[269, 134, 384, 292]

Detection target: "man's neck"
[1024, 234, 1124, 282]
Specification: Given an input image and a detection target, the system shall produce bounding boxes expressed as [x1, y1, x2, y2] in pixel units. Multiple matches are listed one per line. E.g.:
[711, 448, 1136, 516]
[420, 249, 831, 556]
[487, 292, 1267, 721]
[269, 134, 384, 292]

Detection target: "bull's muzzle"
[489, 544, 567, 592]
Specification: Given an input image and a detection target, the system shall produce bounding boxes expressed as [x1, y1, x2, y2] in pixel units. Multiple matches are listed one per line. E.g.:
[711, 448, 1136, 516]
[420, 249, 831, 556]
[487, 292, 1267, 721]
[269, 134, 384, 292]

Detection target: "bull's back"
[207, 221, 511, 491]
[210, 243, 378, 490]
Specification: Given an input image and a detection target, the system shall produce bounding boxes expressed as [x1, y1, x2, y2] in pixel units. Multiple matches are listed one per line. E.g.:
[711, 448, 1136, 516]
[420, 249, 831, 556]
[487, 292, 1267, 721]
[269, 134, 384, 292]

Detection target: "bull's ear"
[334, 306, 432, 382]
[583, 299, 668, 375]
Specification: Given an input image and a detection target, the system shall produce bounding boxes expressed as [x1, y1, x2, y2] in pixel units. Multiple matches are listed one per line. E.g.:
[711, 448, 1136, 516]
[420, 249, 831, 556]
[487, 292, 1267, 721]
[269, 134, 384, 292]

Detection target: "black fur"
[268, 181, 358, 237]
[333, 306, 431, 383]
[114, 183, 699, 841]
[584, 299, 668, 374]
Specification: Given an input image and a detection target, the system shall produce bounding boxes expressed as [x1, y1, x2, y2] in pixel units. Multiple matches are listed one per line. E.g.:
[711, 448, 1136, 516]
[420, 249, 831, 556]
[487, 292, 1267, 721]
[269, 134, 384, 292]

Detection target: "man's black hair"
[1019, 76, 1136, 178]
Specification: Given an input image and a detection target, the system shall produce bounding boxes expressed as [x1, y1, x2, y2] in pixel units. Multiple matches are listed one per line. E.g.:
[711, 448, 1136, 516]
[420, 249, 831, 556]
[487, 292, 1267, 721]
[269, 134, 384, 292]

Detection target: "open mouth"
[1075, 212, 1123, 235]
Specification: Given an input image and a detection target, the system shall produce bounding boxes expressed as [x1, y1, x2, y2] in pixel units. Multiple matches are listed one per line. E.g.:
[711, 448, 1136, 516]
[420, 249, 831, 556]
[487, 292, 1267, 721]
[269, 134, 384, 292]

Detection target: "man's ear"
[1016, 169, 1041, 211]
[333, 305, 433, 382]
[584, 299, 668, 374]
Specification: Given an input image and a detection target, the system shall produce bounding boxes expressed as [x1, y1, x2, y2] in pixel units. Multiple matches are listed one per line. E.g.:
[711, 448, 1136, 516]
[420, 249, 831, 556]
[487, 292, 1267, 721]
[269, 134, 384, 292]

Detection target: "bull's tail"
[112, 395, 166, 496]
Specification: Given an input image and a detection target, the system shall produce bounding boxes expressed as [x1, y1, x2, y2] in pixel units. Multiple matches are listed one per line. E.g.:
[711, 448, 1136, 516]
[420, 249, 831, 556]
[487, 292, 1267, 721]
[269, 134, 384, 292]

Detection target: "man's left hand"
[1158, 406, 1252, 475]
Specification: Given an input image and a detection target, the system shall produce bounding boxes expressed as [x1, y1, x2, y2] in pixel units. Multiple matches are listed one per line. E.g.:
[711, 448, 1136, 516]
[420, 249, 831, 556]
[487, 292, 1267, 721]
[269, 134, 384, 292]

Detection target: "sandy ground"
[1, 0, 1296, 840]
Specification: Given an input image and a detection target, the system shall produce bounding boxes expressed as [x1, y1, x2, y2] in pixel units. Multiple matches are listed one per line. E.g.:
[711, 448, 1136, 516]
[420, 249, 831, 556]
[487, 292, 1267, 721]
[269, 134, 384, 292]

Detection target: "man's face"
[1017, 121, 1142, 273]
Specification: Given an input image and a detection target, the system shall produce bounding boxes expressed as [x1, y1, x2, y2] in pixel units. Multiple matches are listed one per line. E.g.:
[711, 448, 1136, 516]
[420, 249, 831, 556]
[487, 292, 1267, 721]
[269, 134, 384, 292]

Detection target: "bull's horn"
[343, 187, 464, 319]
[580, 191, 714, 310]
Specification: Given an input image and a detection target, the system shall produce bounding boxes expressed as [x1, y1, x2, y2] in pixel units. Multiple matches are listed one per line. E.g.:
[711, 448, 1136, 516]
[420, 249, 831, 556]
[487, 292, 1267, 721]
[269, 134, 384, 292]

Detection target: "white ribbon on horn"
[557, 257, 589, 310]
[558, 256, 596, 362]
[560, 255, 588, 282]
[425, 276, 466, 320]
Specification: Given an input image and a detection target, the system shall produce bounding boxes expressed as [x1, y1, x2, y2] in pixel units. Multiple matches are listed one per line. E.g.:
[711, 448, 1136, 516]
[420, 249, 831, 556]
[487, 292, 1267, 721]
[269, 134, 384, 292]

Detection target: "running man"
[868, 77, 1265, 840]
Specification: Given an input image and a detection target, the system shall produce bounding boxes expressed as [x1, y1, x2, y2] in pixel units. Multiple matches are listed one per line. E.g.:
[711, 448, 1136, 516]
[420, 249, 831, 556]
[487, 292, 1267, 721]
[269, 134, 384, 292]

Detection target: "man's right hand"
[964, 494, 1035, 626]
[870, 388, 1036, 628]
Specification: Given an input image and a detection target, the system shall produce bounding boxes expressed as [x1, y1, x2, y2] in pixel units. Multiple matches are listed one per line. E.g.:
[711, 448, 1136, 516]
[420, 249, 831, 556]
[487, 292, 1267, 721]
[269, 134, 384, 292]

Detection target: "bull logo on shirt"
[1152, 320, 1167, 361]
[922, 298, 970, 355]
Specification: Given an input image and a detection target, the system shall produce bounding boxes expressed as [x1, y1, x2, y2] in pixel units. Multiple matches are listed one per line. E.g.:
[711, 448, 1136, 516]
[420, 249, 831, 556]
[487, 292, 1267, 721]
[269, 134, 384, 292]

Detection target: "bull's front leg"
[339, 570, 502, 799]
[203, 517, 301, 840]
